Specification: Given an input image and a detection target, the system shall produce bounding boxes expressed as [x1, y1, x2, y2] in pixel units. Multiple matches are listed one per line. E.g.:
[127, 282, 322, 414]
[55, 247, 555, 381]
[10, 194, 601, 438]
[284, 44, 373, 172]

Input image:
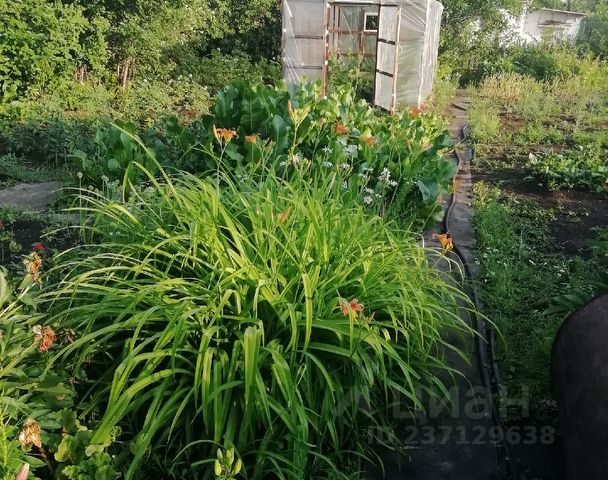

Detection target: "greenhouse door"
[374, 4, 401, 113]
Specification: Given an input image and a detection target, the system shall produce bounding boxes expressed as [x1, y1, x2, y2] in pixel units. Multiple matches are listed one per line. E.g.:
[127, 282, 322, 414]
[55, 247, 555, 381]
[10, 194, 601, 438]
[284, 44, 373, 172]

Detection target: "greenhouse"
[282, 0, 444, 111]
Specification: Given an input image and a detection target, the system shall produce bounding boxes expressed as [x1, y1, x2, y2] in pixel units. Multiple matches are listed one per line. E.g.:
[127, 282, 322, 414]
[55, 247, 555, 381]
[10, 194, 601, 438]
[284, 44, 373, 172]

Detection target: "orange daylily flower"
[213, 126, 238, 144]
[245, 134, 258, 145]
[33, 325, 56, 352]
[340, 298, 365, 317]
[362, 135, 377, 146]
[409, 105, 424, 118]
[19, 418, 42, 449]
[433, 233, 454, 253]
[27, 252, 42, 283]
[334, 122, 349, 135]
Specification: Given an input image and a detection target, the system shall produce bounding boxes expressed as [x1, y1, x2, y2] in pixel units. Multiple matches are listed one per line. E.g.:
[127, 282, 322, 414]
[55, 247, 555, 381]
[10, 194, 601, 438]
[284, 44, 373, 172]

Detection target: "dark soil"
[0, 218, 78, 273]
[472, 160, 608, 255]
[501, 114, 527, 133]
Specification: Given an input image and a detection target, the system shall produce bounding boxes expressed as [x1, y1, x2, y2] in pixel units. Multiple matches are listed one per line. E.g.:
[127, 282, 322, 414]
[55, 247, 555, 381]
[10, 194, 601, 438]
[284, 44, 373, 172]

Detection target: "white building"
[515, 7, 586, 44]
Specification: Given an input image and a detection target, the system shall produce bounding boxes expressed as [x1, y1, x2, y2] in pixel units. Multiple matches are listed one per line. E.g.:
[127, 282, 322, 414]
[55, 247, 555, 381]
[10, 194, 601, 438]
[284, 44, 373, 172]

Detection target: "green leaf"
[107, 158, 121, 171]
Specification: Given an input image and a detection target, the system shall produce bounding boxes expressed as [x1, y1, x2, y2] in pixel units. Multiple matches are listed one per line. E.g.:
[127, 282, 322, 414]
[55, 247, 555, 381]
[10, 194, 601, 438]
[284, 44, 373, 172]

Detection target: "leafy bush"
[186, 52, 281, 97]
[327, 55, 375, 102]
[73, 120, 166, 184]
[511, 45, 561, 81]
[44, 170, 471, 479]
[117, 78, 211, 124]
[0, 258, 122, 480]
[528, 145, 608, 192]
[0, 0, 108, 96]
[76, 81, 455, 227]
[0, 269, 76, 478]
[0, 115, 101, 166]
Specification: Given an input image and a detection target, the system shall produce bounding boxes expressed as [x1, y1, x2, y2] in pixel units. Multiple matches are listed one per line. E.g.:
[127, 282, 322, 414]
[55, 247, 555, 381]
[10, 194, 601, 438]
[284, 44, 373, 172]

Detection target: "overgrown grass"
[472, 182, 605, 419]
[0, 154, 67, 184]
[468, 100, 501, 145]
[42, 167, 473, 479]
[427, 66, 459, 116]
[468, 61, 608, 192]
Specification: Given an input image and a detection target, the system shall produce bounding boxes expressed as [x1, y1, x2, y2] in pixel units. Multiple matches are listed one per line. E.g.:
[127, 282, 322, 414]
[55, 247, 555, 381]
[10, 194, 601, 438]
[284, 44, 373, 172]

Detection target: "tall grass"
[43, 167, 472, 479]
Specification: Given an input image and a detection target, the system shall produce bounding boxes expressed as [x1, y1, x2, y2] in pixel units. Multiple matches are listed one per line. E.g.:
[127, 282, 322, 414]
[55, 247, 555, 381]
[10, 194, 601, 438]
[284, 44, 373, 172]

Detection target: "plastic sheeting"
[395, 0, 444, 108]
[282, 0, 327, 85]
[282, 0, 444, 109]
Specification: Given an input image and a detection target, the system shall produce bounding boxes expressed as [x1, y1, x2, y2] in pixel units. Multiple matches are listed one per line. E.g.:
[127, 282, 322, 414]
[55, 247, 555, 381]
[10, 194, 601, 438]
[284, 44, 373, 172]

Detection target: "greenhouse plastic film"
[282, 0, 326, 84]
[396, 0, 444, 107]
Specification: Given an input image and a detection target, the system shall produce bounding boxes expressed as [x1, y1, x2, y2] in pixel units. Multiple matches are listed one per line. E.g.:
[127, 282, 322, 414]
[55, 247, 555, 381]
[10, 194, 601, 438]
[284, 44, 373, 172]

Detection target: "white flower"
[323, 161, 333, 168]
[279, 161, 286, 167]
[342, 181, 348, 190]
[389, 180, 398, 187]
[363, 195, 373, 205]
[364, 187, 374, 194]
[291, 154, 301, 165]
[339, 162, 350, 171]
[344, 144, 358, 157]
[378, 168, 391, 184]
[322, 146, 332, 154]
[76, 172, 83, 179]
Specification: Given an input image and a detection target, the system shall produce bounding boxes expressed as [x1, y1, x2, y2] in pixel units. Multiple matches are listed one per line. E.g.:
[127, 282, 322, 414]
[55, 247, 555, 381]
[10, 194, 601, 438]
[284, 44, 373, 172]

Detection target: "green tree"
[579, 0, 608, 57]
[0, 0, 94, 95]
[440, 0, 524, 52]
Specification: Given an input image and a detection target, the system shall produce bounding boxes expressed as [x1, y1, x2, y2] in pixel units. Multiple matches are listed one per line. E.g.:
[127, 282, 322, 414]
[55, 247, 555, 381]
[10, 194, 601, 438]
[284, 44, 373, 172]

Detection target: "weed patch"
[473, 182, 605, 419]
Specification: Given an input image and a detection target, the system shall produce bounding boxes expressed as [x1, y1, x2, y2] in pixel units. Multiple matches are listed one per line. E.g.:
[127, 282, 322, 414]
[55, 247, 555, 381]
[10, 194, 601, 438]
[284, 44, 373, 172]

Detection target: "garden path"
[370, 91, 502, 480]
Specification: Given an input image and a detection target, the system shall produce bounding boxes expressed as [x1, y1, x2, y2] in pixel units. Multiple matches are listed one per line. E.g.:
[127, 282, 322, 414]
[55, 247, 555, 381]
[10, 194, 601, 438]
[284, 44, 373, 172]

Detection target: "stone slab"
[0, 182, 62, 212]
